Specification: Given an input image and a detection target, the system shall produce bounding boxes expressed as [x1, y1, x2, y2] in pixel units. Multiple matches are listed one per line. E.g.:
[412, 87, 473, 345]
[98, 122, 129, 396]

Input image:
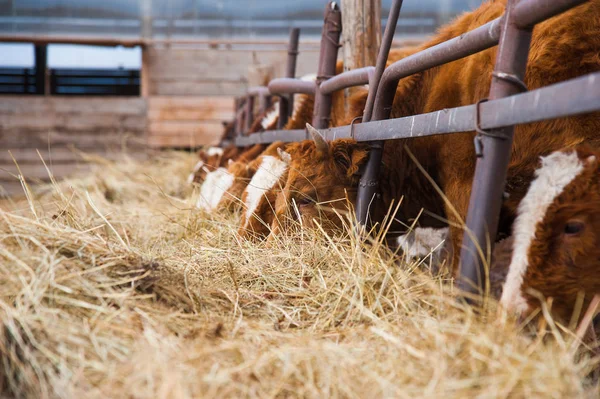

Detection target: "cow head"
[501, 148, 600, 323]
[269, 124, 370, 237]
[217, 160, 253, 211]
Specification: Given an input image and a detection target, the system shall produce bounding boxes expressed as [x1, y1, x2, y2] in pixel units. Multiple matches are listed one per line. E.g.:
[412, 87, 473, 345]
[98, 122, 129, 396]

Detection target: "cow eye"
[296, 196, 313, 206]
[564, 221, 585, 235]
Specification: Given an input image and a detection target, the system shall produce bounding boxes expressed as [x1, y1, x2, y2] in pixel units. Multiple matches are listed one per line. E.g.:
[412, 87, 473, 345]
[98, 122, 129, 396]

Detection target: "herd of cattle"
[187, 0, 600, 326]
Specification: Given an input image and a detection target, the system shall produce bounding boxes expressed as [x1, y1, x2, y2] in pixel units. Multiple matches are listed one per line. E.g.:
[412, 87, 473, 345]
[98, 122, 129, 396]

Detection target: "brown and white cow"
[217, 141, 287, 212]
[268, 0, 600, 272]
[500, 147, 600, 323]
[238, 146, 291, 239]
[196, 144, 266, 211]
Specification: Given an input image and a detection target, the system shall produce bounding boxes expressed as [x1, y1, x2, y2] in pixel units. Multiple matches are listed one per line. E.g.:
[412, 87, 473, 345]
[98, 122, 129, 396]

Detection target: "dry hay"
[0, 151, 599, 398]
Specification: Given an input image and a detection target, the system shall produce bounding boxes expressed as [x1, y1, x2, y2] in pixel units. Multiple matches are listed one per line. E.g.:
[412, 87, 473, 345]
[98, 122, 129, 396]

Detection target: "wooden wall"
[0, 45, 322, 197]
[147, 96, 232, 147]
[144, 45, 321, 96]
[0, 96, 148, 197]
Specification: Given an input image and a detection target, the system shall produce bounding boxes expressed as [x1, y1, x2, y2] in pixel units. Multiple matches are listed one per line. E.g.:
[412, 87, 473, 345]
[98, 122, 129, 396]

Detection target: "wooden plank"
[342, 0, 381, 107]
[145, 48, 287, 79]
[0, 162, 88, 181]
[148, 120, 222, 147]
[141, 49, 151, 97]
[149, 120, 223, 139]
[0, 181, 29, 198]
[150, 80, 248, 96]
[0, 130, 147, 150]
[147, 96, 234, 122]
[0, 114, 146, 132]
[0, 147, 150, 164]
[147, 134, 220, 148]
[0, 96, 147, 115]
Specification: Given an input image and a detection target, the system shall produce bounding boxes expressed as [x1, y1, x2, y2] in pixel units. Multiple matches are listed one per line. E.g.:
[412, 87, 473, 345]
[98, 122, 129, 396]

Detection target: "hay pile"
[1, 151, 598, 398]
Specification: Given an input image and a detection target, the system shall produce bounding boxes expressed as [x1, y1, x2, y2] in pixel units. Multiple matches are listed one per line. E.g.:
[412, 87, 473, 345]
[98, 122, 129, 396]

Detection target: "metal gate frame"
[226, 0, 600, 298]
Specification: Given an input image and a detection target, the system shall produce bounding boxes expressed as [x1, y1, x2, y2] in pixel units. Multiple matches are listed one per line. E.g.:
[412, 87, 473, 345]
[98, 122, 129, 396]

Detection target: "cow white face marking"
[397, 227, 449, 259]
[501, 151, 585, 314]
[261, 102, 280, 130]
[243, 156, 288, 226]
[299, 74, 317, 82]
[197, 167, 234, 211]
[206, 147, 224, 157]
[187, 160, 205, 184]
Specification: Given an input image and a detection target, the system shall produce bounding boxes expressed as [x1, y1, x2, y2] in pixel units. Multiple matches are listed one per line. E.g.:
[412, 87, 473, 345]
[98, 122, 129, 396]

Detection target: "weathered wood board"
[144, 46, 320, 96]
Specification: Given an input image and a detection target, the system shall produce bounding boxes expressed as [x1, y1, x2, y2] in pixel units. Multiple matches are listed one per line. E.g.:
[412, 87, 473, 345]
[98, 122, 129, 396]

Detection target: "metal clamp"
[473, 97, 508, 158]
[316, 74, 334, 86]
[349, 115, 363, 139]
[492, 71, 528, 92]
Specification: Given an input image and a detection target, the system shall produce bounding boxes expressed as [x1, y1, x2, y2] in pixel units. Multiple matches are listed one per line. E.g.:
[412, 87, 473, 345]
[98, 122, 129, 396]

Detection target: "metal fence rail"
[227, 0, 599, 298]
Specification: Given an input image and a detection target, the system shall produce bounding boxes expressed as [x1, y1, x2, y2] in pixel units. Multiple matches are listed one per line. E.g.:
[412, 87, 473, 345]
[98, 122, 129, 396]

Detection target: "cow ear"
[585, 155, 597, 168]
[277, 147, 292, 164]
[332, 143, 369, 178]
[306, 123, 329, 156]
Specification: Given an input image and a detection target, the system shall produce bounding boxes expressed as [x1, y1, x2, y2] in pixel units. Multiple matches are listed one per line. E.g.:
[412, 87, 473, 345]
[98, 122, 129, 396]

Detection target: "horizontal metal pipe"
[234, 71, 600, 145]
[319, 66, 375, 95]
[372, 17, 503, 122]
[513, 0, 588, 28]
[247, 86, 270, 96]
[268, 78, 316, 95]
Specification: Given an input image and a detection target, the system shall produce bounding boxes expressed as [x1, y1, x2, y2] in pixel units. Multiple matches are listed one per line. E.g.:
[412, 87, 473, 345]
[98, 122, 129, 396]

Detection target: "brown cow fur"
[270, 139, 370, 237]
[218, 142, 285, 211]
[238, 143, 290, 239]
[270, 0, 600, 273]
[502, 147, 600, 323]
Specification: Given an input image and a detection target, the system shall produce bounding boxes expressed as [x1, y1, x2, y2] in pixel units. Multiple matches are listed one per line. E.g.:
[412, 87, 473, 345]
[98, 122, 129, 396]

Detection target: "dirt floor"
[0, 151, 598, 398]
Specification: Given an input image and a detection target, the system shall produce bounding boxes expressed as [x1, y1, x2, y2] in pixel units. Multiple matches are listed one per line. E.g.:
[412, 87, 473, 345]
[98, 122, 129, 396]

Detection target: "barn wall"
[144, 45, 321, 96]
[147, 96, 233, 147]
[0, 96, 148, 197]
[0, 45, 321, 197]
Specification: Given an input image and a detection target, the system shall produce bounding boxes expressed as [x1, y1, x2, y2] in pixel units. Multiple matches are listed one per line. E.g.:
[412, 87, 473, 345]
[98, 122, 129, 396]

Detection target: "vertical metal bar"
[244, 94, 254, 132]
[279, 28, 301, 128]
[258, 92, 268, 115]
[356, 0, 404, 226]
[233, 97, 241, 137]
[235, 98, 245, 137]
[457, 0, 533, 297]
[312, 2, 342, 129]
[286, 28, 300, 85]
[363, 0, 404, 122]
[34, 44, 47, 95]
[24, 68, 30, 94]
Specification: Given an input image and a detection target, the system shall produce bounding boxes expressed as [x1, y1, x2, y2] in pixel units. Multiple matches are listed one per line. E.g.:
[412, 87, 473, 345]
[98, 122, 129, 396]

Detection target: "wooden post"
[341, 0, 381, 109]
[34, 44, 47, 95]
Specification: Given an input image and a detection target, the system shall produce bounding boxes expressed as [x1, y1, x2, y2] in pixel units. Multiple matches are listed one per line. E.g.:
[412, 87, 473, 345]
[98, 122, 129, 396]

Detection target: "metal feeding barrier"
[226, 0, 600, 298]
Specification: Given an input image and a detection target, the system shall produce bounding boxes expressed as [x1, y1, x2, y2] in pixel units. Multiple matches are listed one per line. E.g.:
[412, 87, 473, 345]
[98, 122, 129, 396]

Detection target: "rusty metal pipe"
[312, 2, 342, 129]
[363, 0, 404, 122]
[268, 78, 317, 95]
[319, 66, 374, 95]
[244, 94, 255, 132]
[247, 86, 270, 96]
[356, 17, 503, 226]
[513, 0, 588, 28]
[279, 28, 301, 128]
[235, 69, 600, 146]
[286, 28, 301, 83]
[356, 0, 405, 228]
[235, 98, 246, 137]
[458, 0, 533, 297]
